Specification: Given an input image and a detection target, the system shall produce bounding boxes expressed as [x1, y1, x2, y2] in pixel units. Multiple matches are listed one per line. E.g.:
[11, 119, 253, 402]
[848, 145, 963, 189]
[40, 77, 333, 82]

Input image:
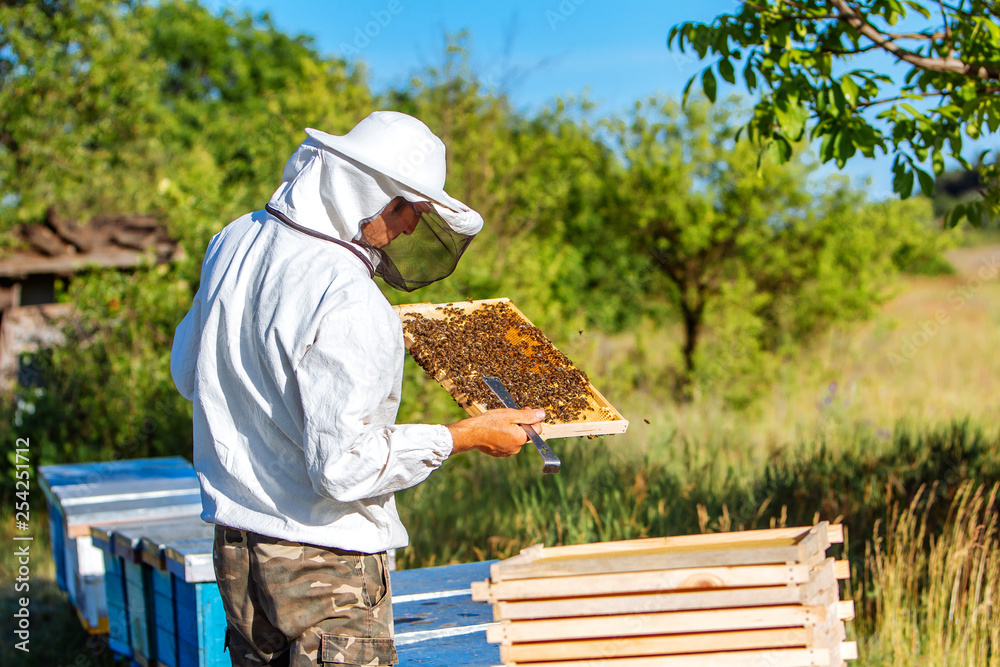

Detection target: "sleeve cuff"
[430, 424, 453, 462]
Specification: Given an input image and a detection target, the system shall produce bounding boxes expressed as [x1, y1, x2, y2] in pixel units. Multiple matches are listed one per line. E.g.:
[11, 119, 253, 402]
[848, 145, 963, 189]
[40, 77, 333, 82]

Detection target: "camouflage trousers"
[213, 525, 397, 667]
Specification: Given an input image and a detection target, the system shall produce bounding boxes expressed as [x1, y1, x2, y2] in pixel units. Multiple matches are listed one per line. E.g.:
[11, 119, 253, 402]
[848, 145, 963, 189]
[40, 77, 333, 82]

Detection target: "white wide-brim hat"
[304, 111, 481, 234]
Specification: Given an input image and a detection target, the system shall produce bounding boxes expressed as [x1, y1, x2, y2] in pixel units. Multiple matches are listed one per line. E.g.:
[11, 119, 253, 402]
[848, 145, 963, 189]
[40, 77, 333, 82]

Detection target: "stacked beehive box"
[38, 457, 203, 634]
[472, 523, 856, 667]
[92, 516, 216, 666]
[163, 535, 229, 667]
[92, 516, 227, 667]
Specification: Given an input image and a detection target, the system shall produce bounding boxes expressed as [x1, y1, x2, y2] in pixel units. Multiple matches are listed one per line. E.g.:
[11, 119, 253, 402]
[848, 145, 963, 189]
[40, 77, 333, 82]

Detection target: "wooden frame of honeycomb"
[393, 298, 629, 439]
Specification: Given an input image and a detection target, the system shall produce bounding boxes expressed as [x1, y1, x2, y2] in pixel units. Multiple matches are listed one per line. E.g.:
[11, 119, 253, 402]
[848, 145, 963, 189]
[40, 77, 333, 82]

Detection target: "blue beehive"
[138, 518, 215, 667]
[39, 457, 202, 634]
[93, 515, 214, 666]
[156, 543, 504, 666]
[90, 524, 132, 658]
[118, 528, 159, 666]
[164, 537, 227, 667]
[50, 458, 503, 666]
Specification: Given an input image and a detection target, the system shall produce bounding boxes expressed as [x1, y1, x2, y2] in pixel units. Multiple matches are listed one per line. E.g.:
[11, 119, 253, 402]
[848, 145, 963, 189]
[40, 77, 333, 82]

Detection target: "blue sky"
[204, 0, 737, 109]
[204, 0, 988, 197]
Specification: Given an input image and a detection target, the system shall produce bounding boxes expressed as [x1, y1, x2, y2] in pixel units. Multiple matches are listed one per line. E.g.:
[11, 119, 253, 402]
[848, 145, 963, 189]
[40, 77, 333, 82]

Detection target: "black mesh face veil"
[356, 200, 476, 292]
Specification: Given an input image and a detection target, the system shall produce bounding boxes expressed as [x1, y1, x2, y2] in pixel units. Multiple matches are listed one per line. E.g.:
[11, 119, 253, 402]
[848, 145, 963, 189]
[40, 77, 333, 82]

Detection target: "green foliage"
[145, 0, 371, 229]
[669, 0, 1000, 227]
[1, 263, 194, 476]
[0, 0, 372, 253]
[605, 98, 811, 397]
[0, 0, 167, 229]
[875, 197, 956, 275]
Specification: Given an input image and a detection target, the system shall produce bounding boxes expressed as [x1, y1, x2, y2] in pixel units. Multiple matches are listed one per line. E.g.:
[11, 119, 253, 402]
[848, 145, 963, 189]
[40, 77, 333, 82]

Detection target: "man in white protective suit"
[170, 111, 545, 667]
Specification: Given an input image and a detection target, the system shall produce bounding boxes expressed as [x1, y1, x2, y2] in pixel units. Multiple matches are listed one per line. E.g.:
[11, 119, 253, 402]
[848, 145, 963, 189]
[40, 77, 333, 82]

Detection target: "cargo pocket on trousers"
[320, 634, 397, 665]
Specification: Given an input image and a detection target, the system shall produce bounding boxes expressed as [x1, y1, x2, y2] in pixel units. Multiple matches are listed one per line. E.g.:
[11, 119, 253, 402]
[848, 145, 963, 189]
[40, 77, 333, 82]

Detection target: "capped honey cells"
[402, 301, 593, 424]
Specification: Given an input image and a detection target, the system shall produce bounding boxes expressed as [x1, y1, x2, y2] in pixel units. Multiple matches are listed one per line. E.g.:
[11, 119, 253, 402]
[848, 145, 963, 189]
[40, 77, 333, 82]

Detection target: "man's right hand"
[447, 408, 546, 457]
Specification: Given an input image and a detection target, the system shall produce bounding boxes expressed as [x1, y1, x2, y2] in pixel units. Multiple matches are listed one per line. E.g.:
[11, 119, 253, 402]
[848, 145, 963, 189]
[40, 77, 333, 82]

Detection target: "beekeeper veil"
[266, 111, 483, 292]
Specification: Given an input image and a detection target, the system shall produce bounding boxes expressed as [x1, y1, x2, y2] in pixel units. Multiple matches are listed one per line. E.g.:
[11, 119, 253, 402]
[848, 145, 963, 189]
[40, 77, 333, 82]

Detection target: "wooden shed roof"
[0, 209, 181, 279]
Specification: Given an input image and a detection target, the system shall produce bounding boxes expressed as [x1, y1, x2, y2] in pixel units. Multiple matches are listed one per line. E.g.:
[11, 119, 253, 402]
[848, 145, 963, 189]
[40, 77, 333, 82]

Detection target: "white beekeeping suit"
[170, 112, 483, 552]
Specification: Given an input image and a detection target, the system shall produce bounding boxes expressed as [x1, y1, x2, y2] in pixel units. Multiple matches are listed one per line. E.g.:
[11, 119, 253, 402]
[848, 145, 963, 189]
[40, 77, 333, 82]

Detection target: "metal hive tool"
[483, 376, 561, 474]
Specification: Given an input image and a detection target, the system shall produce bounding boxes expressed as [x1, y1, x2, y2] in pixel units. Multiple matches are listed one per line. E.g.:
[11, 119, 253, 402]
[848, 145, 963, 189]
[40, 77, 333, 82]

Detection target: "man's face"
[361, 196, 431, 248]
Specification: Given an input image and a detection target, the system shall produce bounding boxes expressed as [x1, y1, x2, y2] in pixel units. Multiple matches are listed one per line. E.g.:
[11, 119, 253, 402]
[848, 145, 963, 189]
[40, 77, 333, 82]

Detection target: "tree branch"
[757, 1, 945, 39]
[744, 1, 829, 18]
[881, 30, 946, 40]
[828, 0, 999, 79]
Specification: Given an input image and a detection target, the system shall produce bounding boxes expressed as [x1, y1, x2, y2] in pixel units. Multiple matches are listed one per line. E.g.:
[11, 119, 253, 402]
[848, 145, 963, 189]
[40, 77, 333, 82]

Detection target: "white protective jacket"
[170, 137, 457, 552]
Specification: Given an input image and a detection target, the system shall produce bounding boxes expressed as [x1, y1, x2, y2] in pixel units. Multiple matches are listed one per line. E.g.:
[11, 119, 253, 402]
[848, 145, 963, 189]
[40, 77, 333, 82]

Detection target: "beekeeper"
[170, 111, 545, 667]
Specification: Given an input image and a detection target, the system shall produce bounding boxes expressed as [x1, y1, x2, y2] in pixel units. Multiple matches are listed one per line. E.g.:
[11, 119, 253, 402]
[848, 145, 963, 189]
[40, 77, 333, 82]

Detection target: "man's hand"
[447, 408, 546, 457]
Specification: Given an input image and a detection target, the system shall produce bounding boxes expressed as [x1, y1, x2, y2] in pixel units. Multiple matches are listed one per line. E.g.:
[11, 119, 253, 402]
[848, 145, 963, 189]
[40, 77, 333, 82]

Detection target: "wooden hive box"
[472, 523, 857, 667]
[92, 516, 212, 667]
[38, 457, 202, 634]
[394, 298, 628, 439]
[139, 517, 216, 667]
[91, 524, 132, 658]
[164, 537, 229, 667]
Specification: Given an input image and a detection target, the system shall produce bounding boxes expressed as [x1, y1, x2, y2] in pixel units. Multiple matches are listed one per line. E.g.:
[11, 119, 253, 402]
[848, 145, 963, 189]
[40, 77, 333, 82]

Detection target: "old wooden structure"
[0, 210, 180, 386]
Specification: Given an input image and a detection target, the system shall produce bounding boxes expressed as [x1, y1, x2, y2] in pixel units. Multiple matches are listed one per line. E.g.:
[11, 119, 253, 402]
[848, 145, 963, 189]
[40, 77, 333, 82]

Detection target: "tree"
[0, 0, 371, 250]
[144, 0, 371, 238]
[0, 0, 167, 235]
[669, 1, 1000, 226]
[607, 99, 945, 403]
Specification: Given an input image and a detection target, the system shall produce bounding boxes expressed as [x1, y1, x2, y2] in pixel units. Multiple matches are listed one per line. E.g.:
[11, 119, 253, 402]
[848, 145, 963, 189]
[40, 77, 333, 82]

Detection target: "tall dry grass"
[857, 481, 1000, 666]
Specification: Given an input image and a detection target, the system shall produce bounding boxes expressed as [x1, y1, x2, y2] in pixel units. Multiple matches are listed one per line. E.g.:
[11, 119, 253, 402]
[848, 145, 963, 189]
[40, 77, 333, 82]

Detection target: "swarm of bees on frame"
[402, 302, 592, 424]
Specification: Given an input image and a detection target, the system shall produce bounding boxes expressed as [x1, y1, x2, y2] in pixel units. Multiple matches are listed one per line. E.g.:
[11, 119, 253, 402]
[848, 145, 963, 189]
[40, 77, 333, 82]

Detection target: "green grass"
[0, 504, 118, 667]
[396, 419, 1000, 568]
[394, 421, 1000, 665]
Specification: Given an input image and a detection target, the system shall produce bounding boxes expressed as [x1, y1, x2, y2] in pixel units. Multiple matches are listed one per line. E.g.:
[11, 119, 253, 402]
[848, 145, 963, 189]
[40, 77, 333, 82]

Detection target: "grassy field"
[3, 246, 999, 666]
[571, 244, 1000, 458]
